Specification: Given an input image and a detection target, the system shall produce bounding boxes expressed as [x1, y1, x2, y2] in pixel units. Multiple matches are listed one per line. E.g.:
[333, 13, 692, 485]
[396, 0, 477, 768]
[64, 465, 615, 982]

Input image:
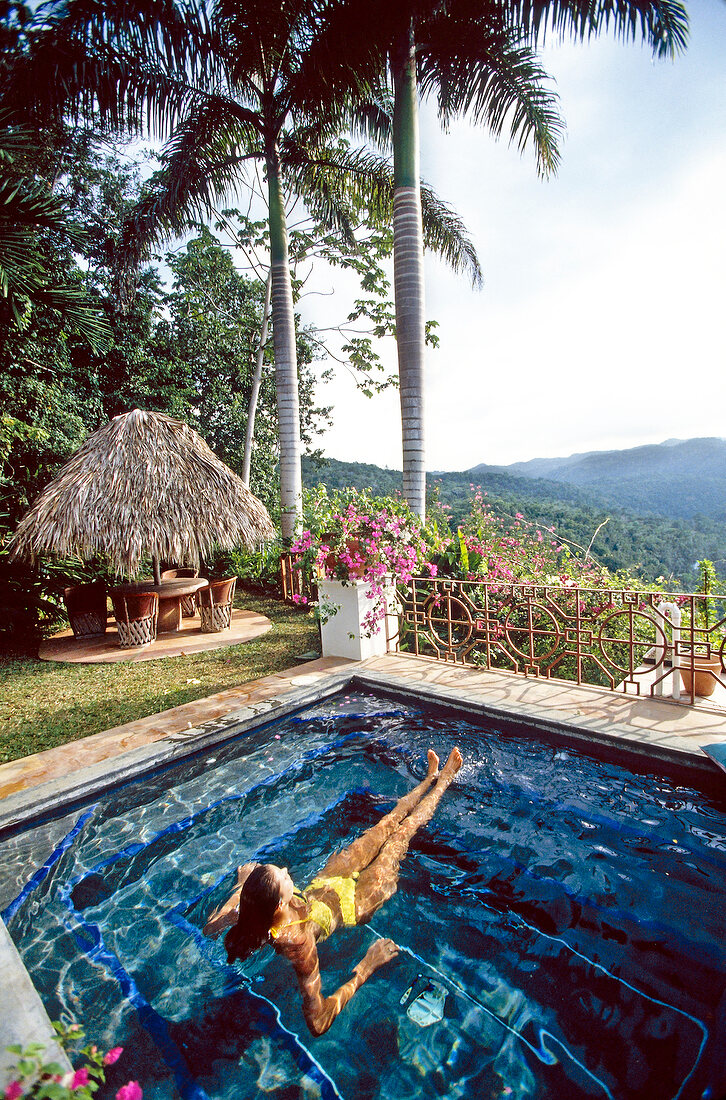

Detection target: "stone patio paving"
[3, 651, 726, 803]
[37, 607, 273, 664]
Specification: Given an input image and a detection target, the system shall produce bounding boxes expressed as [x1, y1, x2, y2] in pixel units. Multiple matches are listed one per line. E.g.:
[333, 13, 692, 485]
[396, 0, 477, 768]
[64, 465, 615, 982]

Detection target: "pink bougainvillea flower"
[116, 1083, 143, 1100]
[71, 1068, 90, 1089]
[4, 1080, 23, 1100]
[104, 1048, 123, 1066]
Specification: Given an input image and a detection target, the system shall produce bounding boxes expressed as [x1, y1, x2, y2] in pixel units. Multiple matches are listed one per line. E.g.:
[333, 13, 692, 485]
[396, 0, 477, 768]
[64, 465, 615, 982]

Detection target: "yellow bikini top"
[269, 894, 333, 941]
[269, 872, 359, 942]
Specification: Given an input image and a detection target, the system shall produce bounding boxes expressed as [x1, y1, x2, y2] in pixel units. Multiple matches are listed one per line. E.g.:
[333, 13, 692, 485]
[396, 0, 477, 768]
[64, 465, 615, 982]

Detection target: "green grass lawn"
[0, 591, 320, 765]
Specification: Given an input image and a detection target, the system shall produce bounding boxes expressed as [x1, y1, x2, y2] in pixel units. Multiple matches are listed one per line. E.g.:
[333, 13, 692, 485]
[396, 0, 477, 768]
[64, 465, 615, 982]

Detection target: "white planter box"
[318, 577, 398, 661]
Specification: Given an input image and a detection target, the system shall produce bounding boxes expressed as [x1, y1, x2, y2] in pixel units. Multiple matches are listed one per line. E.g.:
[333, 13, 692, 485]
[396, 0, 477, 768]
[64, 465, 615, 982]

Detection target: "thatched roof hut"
[10, 409, 275, 575]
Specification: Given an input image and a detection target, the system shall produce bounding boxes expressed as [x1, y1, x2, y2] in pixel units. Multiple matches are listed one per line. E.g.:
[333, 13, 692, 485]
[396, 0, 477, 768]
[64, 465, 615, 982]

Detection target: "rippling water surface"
[3, 689, 726, 1100]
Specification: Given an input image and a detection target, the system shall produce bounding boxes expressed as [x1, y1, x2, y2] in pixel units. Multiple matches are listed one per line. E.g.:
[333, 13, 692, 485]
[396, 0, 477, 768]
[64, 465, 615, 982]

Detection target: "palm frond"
[117, 97, 260, 291]
[498, 0, 688, 58]
[419, 13, 563, 177]
[1, 0, 218, 137]
[0, 119, 110, 348]
[420, 183, 482, 287]
[347, 87, 395, 149]
[31, 285, 111, 349]
[282, 138, 482, 285]
[283, 141, 394, 226]
[279, 0, 389, 121]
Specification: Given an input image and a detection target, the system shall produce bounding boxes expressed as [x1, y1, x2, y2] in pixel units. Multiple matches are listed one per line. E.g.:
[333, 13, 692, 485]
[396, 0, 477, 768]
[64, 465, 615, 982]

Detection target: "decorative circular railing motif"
[597, 610, 668, 675]
[503, 602, 562, 664]
[425, 589, 476, 652]
[401, 578, 726, 702]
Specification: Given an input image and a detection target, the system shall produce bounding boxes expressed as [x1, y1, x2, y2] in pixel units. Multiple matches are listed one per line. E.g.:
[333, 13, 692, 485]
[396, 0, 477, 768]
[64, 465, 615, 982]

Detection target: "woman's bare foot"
[440, 747, 463, 781]
[427, 749, 440, 779]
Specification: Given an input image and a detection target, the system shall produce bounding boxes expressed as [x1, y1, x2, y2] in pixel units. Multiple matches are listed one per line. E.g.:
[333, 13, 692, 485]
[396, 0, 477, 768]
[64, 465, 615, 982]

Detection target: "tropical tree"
[1, 0, 485, 541]
[0, 113, 110, 349]
[336, 0, 688, 520]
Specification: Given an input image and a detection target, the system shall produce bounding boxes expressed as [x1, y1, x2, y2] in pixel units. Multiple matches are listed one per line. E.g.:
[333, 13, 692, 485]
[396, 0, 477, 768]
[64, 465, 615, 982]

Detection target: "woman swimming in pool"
[204, 746, 463, 1035]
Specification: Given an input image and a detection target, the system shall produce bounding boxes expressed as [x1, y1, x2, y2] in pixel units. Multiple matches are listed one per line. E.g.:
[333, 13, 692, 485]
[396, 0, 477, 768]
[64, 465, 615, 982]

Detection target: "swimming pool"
[2, 686, 726, 1100]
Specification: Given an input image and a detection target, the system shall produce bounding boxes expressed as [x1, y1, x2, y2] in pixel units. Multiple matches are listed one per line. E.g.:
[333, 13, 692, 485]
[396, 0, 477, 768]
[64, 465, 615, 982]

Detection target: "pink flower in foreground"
[4, 1081, 23, 1100]
[71, 1068, 90, 1089]
[104, 1048, 124, 1066]
[116, 1083, 143, 1100]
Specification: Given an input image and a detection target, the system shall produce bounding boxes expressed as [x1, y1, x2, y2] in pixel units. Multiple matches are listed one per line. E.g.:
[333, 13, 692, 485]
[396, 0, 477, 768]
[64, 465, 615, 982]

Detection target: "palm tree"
[2, 0, 482, 539]
[391, 5, 563, 518]
[323, 0, 564, 517]
[342, 0, 688, 519]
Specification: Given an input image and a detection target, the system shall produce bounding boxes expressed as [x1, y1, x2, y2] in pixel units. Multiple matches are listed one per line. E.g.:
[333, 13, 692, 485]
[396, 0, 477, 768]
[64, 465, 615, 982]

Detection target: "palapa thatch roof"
[10, 409, 276, 574]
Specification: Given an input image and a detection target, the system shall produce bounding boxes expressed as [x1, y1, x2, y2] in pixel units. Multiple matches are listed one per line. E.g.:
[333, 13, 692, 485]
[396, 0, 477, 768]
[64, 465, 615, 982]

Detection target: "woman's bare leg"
[355, 747, 463, 922]
[321, 750, 440, 878]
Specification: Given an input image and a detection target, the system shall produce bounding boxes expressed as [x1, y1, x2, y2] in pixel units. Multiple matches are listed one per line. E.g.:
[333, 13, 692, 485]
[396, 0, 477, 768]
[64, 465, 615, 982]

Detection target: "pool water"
[2, 689, 726, 1100]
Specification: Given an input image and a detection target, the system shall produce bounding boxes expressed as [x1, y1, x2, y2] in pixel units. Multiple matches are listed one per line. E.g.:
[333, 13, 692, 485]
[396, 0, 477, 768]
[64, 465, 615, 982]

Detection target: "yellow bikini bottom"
[306, 871, 360, 928]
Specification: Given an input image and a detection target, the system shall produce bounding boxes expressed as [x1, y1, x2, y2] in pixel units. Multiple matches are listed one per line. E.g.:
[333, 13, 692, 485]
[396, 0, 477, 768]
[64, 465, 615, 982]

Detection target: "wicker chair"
[161, 567, 199, 616]
[111, 591, 159, 648]
[64, 581, 108, 638]
[198, 577, 236, 633]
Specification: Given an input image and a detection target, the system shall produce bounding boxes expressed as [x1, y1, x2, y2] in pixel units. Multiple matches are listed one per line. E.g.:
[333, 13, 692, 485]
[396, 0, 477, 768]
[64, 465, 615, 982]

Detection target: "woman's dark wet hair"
[224, 864, 282, 964]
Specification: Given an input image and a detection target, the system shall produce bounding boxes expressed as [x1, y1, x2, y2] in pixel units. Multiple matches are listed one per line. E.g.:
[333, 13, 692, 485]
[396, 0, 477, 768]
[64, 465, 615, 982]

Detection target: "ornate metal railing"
[397, 578, 726, 706]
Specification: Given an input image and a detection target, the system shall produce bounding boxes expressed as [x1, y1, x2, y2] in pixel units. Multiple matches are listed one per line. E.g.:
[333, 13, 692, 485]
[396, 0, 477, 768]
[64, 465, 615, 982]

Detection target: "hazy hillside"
[302, 454, 726, 586]
[497, 437, 726, 520]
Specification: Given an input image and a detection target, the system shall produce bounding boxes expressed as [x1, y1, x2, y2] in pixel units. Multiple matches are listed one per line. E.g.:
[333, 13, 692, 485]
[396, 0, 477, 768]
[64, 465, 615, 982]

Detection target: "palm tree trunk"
[267, 153, 303, 542]
[392, 23, 426, 521]
[242, 265, 272, 486]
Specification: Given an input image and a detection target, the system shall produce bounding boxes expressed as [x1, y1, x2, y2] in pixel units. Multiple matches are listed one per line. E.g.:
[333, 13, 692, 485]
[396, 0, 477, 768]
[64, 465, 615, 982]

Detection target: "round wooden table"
[112, 578, 209, 634]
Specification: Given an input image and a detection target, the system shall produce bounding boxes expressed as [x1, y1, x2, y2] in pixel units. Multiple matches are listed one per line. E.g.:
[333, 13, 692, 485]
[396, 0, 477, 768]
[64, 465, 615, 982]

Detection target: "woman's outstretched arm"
[285, 935, 399, 1036]
[203, 863, 256, 938]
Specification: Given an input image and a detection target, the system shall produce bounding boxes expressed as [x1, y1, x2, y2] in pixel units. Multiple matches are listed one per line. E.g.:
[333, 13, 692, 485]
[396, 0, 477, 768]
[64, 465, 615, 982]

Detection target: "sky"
[303, 1, 726, 472]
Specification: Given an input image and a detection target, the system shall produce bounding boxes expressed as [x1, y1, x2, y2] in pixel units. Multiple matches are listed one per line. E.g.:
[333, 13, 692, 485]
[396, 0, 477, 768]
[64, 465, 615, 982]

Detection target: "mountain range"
[471, 437, 726, 520]
[303, 437, 726, 584]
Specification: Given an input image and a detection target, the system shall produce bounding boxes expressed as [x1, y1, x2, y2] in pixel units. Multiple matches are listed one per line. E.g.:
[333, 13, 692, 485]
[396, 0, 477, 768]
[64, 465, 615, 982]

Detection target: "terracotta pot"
[345, 538, 367, 579]
[679, 655, 722, 698]
[323, 537, 368, 579]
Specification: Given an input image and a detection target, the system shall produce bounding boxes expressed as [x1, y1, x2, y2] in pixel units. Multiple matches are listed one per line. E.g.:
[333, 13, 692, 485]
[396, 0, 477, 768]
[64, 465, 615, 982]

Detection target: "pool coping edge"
[2, 665, 721, 838]
[1, 917, 72, 1081]
[351, 670, 722, 779]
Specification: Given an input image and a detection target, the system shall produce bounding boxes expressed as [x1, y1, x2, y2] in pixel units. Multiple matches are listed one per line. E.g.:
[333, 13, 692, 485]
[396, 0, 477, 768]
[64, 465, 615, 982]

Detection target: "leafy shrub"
[3, 1021, 141, 1100]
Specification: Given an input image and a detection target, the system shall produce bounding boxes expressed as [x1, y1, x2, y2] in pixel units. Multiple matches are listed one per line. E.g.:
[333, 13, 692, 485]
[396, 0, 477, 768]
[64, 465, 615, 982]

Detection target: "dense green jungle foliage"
[0, 133, 395, 640]
[302, 456, 726, 588]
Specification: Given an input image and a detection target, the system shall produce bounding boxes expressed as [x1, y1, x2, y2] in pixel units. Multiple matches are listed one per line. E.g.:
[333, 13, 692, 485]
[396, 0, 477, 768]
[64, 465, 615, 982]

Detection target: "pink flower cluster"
[447, 488, 603, 588]
[3, 1035, 142, 1100]
[292, 499, 432, 633]
[4, 1075, 140, 1100]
